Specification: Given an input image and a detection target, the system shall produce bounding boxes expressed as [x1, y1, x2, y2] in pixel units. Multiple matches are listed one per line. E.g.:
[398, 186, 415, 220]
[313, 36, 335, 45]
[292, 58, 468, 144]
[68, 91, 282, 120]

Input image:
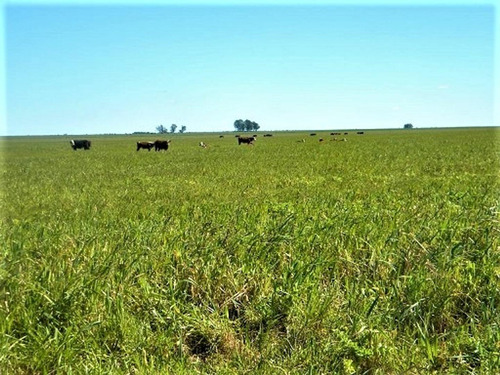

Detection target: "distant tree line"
[156, 124, 187, 134]
[234, 119, 260, 132]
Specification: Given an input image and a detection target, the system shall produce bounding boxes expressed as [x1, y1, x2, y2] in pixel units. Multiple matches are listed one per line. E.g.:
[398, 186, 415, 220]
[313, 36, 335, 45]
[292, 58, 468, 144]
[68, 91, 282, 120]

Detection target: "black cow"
[357, 131, 365, 135]
[344, 132, 348, 135]
[137, 141, 154, 151]
[330, 132, 341, 136]
[310, 133, 317, 136]
[154, 140, 170, 151]
[219, 135, 224, 138]
[70, 139, 91, 150]
[238, 136, 256, 145]
[263, 134, 273, 137]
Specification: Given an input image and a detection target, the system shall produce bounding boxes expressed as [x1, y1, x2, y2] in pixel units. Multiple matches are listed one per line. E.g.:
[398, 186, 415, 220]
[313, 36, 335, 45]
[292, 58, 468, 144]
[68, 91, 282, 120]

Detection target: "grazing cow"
[310, 133, 317, 136]
[344, 132, 348, 135]
[219, 135, 224, 138]
[238, 136, 256, 145]
[263, 134, 273, 137]
[319, 138, 324, 142]
[154, 139, 170, 151]
[253, 135, 258, 138]
[70, 139, 91, 150]
[357, 131, 364, 135]
[199, 141, 207, 148]
[330, 132, 341, 136]
[136, 141, 154, 151]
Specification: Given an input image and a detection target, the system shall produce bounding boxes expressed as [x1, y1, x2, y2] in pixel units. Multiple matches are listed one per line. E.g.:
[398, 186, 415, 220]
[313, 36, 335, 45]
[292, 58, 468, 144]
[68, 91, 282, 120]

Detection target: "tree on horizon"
[234, 119, 259, 132]
[156, 124, 168, 134]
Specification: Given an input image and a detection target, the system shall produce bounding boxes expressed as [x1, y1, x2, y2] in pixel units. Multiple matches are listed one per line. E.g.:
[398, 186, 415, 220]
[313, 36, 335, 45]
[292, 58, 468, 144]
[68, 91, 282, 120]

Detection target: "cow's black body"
[70, 140, 91, 150]
[238, 136, 256, 145]
[137, 141, 154, 151]
[154, 140, 170, 151]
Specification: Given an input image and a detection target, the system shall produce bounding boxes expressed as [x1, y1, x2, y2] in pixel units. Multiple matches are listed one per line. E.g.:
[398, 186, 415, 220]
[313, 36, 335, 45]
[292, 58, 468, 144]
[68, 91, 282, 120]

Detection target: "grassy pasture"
[0, 128, 499, 373]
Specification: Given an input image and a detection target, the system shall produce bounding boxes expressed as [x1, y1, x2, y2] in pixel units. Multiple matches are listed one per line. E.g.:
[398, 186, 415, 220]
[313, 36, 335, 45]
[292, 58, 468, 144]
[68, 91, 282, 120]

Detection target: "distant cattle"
[70, 139, 91, 150]
[263, 134, 273, 137]
[319, 138, 324, 142]
[154, 140, 170, 151]
[219, 135, 224, 138]
[199, 141, 207, 148]
[238, 136, 256, 145]
[330, 132, 341, 136]
[310, 133, 317, 136]
[344, 132, 348, 135]
[136, 141, 154, 151]
[357, 131, 364, 135]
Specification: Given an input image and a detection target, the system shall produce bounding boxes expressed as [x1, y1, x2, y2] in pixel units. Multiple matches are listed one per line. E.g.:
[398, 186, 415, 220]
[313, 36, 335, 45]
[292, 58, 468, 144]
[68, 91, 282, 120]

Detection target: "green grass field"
[1, 128, 499, 373]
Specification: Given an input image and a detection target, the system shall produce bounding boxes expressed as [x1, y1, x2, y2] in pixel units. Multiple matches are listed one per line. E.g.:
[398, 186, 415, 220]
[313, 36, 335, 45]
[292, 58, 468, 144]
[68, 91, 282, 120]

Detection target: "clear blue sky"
[3, 1, 497, 135]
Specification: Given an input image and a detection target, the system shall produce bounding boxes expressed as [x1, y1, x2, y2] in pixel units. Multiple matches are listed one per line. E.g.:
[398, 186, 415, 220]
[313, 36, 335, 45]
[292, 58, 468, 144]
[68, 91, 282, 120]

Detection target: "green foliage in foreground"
[1, 128, 499, 374]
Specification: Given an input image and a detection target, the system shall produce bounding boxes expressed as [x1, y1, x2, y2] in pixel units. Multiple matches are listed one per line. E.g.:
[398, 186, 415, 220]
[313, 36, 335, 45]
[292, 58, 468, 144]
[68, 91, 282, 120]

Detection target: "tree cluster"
[234, 119, 260, 132]
[156, 124, 187, 134]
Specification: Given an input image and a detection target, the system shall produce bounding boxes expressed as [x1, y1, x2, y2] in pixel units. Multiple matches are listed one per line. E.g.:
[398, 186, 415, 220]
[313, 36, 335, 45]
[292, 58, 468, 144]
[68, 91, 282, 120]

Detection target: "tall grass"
[1, 128, 499, 373]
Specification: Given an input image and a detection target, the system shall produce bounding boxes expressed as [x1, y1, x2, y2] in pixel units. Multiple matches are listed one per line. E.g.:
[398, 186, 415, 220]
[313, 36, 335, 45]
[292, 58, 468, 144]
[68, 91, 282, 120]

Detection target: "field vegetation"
[1, 128, 499, 373]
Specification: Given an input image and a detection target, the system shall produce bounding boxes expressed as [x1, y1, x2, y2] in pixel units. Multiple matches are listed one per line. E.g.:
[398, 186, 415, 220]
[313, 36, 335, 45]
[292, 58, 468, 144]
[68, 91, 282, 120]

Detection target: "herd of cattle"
[69, 132, 365, 151]
[136, 140, 171, 151]
[70, 139, 171, 151]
